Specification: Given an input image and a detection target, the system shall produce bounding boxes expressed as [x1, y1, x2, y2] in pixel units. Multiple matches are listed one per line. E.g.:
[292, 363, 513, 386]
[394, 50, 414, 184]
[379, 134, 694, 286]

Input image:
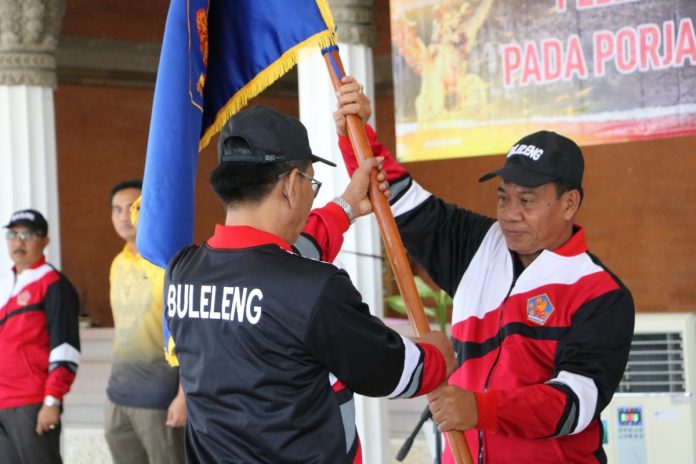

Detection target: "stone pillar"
[0, 0, 64, 270]
[330, 0, 376, 47]
[299, 2, 390, 463]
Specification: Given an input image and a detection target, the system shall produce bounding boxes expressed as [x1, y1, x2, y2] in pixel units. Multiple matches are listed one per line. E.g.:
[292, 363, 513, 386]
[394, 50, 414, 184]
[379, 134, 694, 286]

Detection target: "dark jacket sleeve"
[396, 195, 496, 296]
[303, 271, 445, 398]
[550, 286, 635, 428]
[43, 273, 81, 400]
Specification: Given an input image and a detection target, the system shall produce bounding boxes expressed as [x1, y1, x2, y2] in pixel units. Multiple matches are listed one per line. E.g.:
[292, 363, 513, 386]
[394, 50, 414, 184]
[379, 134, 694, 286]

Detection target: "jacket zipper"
[0, 274, 19, 329]
[478, 276, 518, 464]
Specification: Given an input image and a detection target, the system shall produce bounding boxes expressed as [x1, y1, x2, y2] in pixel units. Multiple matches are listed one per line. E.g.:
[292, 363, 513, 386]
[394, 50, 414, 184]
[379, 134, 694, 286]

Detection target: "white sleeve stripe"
[550, 370, 597, 434]
[339, 399, 356, 452]
[49, 342, 81, 365]
[388, 335, 421, 398]
[391, 181, 431, 218]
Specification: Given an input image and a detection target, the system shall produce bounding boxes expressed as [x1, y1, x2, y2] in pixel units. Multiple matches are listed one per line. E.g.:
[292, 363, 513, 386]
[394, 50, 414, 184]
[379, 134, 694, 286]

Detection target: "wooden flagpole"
[322, 45, 473, 464]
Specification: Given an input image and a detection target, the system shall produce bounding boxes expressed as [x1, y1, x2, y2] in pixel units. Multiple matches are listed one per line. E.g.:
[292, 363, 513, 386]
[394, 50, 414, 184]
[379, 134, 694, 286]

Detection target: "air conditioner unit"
[602, 312, 696, 464]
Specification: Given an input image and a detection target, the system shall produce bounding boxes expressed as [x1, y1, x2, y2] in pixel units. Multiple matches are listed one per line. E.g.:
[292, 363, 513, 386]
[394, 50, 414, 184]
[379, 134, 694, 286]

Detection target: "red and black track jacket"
[339, 127, 635, 464]
[0, 256, 81, 408]
[165, 221, 446, 464]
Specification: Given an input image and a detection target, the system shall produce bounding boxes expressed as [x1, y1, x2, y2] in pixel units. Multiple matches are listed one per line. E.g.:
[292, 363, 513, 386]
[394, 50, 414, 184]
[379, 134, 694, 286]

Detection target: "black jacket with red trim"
[165, 224, 446, 464]
[338, 127, 635, 464]
[0, 256, 81, 408]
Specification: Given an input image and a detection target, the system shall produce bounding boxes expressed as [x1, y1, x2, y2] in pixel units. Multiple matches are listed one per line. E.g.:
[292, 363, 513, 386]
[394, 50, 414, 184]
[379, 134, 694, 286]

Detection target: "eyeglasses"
[6, 230, 43, 241]
[279, 169, 322, 198]
[296, 170, 322, 198]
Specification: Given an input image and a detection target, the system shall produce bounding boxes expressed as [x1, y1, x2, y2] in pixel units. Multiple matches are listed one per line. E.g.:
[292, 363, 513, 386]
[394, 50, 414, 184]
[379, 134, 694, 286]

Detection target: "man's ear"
[281, 169, 300, 209]
[562, 189, 581, 220]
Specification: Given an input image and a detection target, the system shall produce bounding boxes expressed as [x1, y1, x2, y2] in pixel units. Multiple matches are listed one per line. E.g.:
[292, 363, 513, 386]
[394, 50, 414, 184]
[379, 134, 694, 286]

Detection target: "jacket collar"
[552, 225, 587, 257]
[12, 255, 46, 274]
[206, 225, 292, 252]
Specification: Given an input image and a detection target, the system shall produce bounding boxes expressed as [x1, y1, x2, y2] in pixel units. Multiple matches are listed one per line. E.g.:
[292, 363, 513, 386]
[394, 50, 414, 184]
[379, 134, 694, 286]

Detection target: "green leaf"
[414, 276, 438, 298]
[385, 295, 407, 314]
[386, 278, 453, 334]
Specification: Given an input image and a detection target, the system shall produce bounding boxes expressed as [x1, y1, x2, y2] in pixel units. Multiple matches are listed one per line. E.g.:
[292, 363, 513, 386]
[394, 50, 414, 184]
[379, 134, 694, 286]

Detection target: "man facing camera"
[105, 180, 185, 464]
[0, 209, 80, 464]
[334, 77, 635, 464]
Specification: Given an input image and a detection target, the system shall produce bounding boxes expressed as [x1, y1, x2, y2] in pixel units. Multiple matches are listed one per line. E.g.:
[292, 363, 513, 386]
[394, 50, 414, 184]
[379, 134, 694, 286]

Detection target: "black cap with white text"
[5, 209, 49, 236]
[478, 130, 584, 189]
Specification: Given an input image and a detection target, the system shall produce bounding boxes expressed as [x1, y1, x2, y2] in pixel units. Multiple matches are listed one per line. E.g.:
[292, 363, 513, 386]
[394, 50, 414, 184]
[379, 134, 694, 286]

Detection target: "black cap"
[217, 105, 336, 167]
[5, 209, 48, 235]
[479, 131, 584, 189]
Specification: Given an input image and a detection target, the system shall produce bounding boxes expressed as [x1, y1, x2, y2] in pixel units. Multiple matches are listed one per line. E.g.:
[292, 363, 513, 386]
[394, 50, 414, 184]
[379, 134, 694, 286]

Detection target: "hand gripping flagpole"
[322, 45, 473, 464]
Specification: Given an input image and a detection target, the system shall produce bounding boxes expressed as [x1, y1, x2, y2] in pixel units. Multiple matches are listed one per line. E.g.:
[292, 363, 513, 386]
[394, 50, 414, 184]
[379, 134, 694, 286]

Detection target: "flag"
[136, 0, 336, 363]
[138, 0, 336, 269]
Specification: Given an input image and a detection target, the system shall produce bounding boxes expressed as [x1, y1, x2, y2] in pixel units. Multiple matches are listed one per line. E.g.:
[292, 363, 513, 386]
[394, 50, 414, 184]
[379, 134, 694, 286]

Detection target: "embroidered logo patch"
[16, 290, 31, 306]
[527, 294, 554, 325]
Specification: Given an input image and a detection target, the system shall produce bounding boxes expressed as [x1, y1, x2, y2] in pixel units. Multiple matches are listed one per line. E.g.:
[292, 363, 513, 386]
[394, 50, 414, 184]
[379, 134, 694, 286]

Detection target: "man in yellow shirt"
[105, 180, 185, 464]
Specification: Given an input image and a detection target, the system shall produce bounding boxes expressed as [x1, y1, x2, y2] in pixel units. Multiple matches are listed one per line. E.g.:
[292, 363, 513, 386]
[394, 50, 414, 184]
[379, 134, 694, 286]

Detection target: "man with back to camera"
[333, 77, 635, 463]
[0, 209, 80, 464]
[105, 180, 185, 464]
[163, 105, 457, 463]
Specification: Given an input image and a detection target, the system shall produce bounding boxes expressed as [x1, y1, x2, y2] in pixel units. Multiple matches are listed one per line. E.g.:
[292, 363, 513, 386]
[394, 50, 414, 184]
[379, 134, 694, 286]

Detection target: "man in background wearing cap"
[164, 105, 456, 463]
[104, 180, 185, 464]
[0, 209, 80, 464]
[334, 78, 634, 463]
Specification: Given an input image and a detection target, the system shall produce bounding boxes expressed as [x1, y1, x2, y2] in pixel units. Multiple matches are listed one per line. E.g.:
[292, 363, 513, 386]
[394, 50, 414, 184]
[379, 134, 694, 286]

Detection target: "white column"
[0, 87, 61, 269]
[300, 47, 389, 464]
[0, 0, 65, 270]
[299, 2, 389, 462]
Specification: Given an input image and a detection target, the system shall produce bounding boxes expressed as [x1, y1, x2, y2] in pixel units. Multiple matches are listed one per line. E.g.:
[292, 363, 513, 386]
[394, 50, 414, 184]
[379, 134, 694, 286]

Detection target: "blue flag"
[137, 0, 336, 364]
[138, 0, 336, 269]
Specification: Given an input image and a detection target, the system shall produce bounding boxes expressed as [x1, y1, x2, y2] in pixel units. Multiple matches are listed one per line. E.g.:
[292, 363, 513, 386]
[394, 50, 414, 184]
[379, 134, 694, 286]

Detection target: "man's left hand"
[334, 76, 372, 137]
[36, 405, 60, 435]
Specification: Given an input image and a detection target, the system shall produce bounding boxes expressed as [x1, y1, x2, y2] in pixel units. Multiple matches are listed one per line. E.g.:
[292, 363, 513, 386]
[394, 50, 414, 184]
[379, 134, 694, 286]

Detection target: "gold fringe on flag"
[198, 1, 337, 152]
[316, 0, 337, 35]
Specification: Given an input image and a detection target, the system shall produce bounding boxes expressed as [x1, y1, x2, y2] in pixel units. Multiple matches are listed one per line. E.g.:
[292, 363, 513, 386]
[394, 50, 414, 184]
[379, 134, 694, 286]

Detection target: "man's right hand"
[36, 404, 60, 436]
[428, 385, 478, 432]
[416, 331, 456, 377]
[339, 157, 390, 221]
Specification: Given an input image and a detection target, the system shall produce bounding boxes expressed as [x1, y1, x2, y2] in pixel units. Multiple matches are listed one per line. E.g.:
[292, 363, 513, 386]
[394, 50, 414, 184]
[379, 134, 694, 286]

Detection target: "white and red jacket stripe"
[0, 256, 80, 408]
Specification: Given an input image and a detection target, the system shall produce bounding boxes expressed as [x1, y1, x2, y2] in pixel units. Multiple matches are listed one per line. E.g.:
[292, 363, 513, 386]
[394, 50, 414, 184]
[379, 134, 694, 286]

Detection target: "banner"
[390, 0, 696, 160]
